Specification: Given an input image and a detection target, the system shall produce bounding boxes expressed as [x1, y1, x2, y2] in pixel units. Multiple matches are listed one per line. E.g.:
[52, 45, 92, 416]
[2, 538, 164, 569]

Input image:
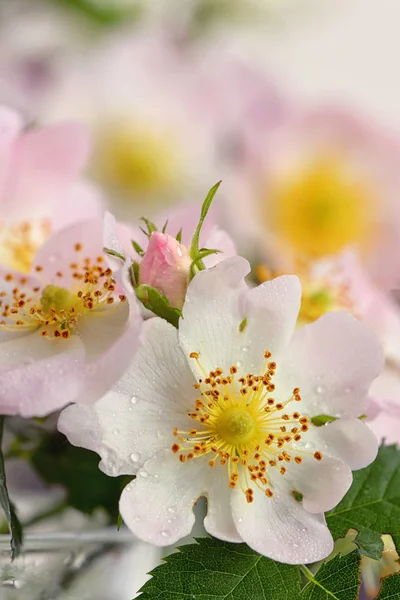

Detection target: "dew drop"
[133, 516, 141, 522]
[139, 469, 148, 478]
[130, 396, 137, 405]
[167, 506, 176, 513]
[176, 246, 183, 257]
[161, 530, 169, 538]
[241, 346, 250, 353]
[113, 428, 119, 435]
[315, 385, 325, 394]
[130, 452, 140, 463]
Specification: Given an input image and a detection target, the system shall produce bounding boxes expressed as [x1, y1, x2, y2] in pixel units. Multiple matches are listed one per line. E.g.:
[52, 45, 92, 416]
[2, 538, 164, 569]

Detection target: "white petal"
[0, 334, 85, 417]
[275, 311, 384, 418]
[204, 464, 242, 543]
[113, 317, 198, 414]
[282, 455, 352, 514]
[306, 418, 378, 470]
[180, 256, 301, 378]
[58, 391, 188, 478]
[119, 450, 207, 546]
[231, 484, 333, 564]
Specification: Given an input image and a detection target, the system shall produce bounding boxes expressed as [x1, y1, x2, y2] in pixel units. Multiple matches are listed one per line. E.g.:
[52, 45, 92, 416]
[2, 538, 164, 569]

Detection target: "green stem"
[0, 500, 67, 535]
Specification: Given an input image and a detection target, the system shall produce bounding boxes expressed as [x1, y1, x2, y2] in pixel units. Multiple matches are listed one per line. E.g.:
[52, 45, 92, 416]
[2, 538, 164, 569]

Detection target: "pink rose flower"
[0, 219, 142, 418]
[139, 232, 192, 309]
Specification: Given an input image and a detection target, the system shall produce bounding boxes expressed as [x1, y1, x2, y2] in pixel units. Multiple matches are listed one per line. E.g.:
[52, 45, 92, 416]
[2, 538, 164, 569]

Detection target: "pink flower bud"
[140, 232, 192, 309]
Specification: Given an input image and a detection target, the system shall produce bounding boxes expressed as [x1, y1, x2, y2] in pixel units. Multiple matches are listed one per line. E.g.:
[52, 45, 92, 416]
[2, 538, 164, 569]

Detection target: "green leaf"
[300, 552, 361, 599]
[375, 573, 400, 599]
[0, 417, 23, 559]
[326, 445, 400, 559]
[136, 285, 182, 328]
[189, 181, 221, 264]
[138, 537, 302, 599]
[162, 220, 168, 234]
[30, 430, 130, 521]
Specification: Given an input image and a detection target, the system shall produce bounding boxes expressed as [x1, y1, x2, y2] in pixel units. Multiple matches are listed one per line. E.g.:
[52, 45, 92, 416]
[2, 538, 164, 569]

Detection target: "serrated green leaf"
[30, 430, 130, 521]
[0, 417, 23, 559]
[326, 445, 400, 559]
[375, 572, 400, 599]
[300, 552, 361, 599]
[137, 537, 302, 600]
[136, 285, 182, 327]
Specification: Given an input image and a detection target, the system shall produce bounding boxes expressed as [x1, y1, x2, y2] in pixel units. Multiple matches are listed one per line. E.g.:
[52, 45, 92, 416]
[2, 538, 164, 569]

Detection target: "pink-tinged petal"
[307, 418, 379, 471]
[119, 450, 206, 546]
[103, 211, 130, 271]
[0, 334, 85, 417]
[368, 368, 400, 444]
[283, 455, 352, 514]
[275, 312, 384, 418]
[50, 181, 104, 231]
[32, 219, 107, 288]
[203, 226, 237, 269]
[78, 298, 142, 404]
[2, 122, 91, 218]
[114, 317, 197, 413]
[203, 465, 241, 543]
[180, 261, 301, 379]
[58, 390, 188, 477]
[231, 484, 333, 564]
[0, 105, 23, 199]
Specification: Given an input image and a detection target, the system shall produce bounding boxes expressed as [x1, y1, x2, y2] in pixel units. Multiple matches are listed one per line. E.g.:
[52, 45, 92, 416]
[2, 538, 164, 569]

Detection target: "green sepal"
[311, 414, 338, 426]
[175, 228, 183, 243]
[189, 181, 221, 264]
[132, 240, 145, 257]
[136, 285, 182, 328]
[189, 248, 221, 279]
[103, 247, 125, 262]
[130, 261, 140, 288]
[140, 217, 158, 238]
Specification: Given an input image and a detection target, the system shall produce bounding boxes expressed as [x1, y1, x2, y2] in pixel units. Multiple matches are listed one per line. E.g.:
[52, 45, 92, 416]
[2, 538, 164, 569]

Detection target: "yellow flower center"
[256, 265, 355, 326]
[0, 244, 126, 339]
[267, 157, 376, 259]
[172, 351, 323, 503]
[0, 219, 51, 273]
[94, 122, 181, 199]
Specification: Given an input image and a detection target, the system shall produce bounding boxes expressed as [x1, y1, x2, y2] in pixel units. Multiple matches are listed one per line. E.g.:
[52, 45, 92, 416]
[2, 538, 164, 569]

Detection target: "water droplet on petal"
[131, 396, 137, 404]
[241, 346, 250, 353]
[130, 452, 140, 463]
[161, 530, 169, 538]
[139, 469, 148, 478]
[167, 506, 176, 513]
[113, 428, 119, 435]
[316, 385, 325, 394]
[133, 516, 140, 522]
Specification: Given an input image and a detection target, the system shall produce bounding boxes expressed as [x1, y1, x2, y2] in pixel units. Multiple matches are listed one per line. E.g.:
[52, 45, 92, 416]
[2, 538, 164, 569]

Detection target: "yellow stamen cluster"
[172, 351, 323, 502]
[0, 243, 126, 339]
[0, 219, 51, 273]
